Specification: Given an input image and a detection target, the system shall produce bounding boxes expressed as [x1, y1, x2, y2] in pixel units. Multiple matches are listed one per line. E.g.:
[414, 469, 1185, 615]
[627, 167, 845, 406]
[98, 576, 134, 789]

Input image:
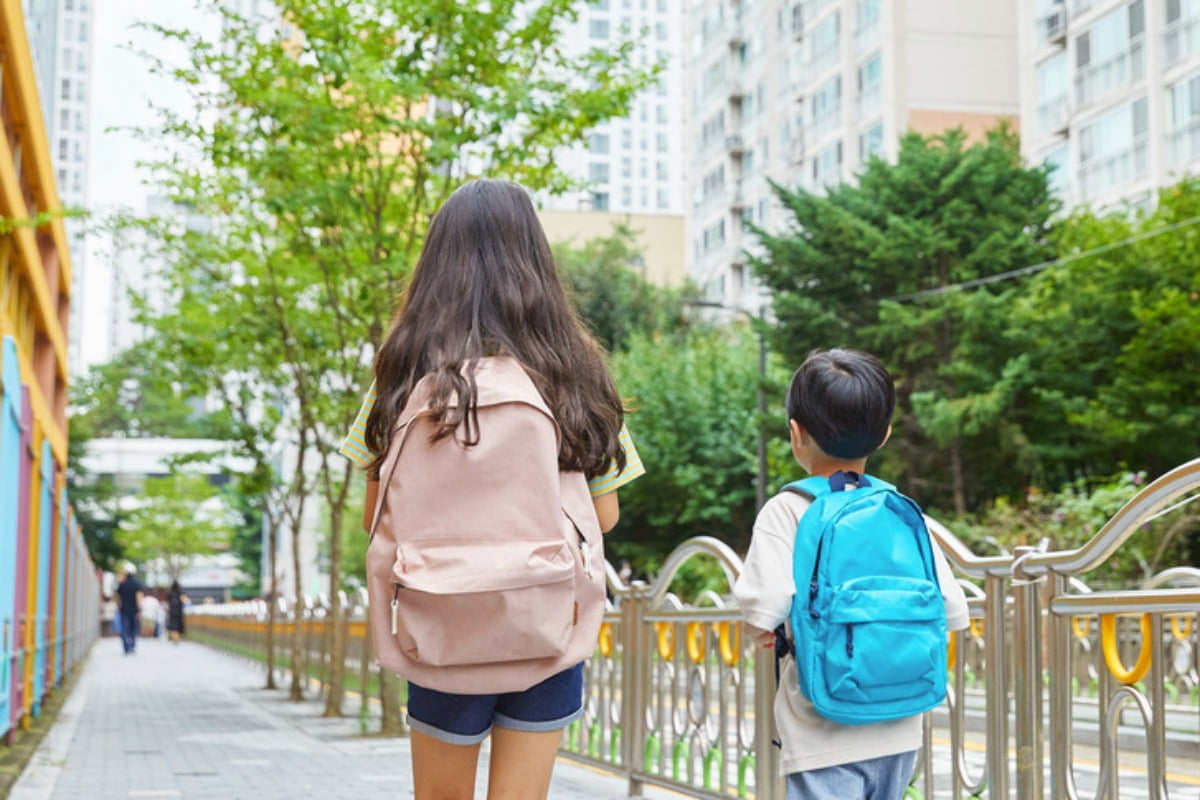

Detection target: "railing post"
[1011, 547, 1045, 800]
[1048, 573, 1073, 800]
[754, 634, 781, 800]
[984, 571, 1010, 799]
[620, 583, 649, 796]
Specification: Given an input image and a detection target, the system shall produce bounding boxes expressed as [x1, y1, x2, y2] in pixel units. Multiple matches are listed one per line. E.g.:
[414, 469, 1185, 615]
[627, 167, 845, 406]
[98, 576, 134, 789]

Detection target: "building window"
[78, 21, 88, 42]
[656, 161, 668, 180]
[811, 140, 843, 187]
[1042, 142, 1069, 197]
[1165, 0, 1200, 65]
[859, 122, 883, 160]
[621, 186, 632, 206]
[640, 158, 648, 179]
[73, 140, 83, 162]
[591, 191, 610, 211]
[656, 104, 668, 124]
[621, 129, 632, 149]
[591, 0, 610, 8]
[589, 162, 611, 183]
[61, 79, 70, 100]
[1168, 72, 1200, 166]
[1037, 52, 1068, 135]
[588, 133, 610, 154]
[656, 21, 668, 41]
[809, 12, 840, 74]
[76, 80, 86, 102]
[656, 132, 669, 152]
[1078, 95, 1148, 199]
[59, 138, 69, 161]
[589, 19, 610, 39]
[856, 53, 882, 117]
[810, 76, 842, 141]
[657, 188, 670, 209]
[621, 157, 632, 178]
[75, 111, 84, 132]
[1074, 1, 1144, 108]
[60, 109, 70, 129]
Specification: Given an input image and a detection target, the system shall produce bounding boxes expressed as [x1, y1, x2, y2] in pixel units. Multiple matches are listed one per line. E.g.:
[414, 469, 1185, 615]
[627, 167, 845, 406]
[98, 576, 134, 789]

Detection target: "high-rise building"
[686, 0, 1019, 310]
[541, 0, 688, 216]
[22, 0, 93, 373]
[1019, 0, 1200, 209]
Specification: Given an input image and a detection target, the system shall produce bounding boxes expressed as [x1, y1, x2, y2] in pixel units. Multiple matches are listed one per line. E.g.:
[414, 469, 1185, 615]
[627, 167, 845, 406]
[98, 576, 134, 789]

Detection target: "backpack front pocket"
[391, 537, 577, 667]
[821, 577, 945, 704]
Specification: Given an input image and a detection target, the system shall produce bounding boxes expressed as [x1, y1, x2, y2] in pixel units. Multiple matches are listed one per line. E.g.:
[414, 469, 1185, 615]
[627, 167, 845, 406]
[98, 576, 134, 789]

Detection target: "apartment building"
[1019, 0, 1200, 209]
[542, 0, 688, 216]
[22, 0, 93, 373]
[686, 0, 1018, 310]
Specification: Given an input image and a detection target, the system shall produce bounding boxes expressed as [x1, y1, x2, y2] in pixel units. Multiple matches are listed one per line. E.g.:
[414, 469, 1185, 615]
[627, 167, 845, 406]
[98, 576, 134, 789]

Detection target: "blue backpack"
[779, 471, 947, 725]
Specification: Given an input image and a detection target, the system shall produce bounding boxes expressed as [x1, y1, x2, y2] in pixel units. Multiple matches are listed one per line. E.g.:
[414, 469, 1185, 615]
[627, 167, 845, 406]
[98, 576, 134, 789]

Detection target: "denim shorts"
[406, 663, 585, 745]
[787, 749, 918, 800]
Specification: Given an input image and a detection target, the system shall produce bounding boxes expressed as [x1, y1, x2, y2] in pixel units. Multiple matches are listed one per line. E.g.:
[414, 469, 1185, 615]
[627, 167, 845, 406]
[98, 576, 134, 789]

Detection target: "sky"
[81, 1, 215, 369]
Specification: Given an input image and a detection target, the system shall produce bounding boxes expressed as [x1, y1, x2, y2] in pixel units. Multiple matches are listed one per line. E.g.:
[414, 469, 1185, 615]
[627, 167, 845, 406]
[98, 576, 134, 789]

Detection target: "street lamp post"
[684, 299, 770, 511]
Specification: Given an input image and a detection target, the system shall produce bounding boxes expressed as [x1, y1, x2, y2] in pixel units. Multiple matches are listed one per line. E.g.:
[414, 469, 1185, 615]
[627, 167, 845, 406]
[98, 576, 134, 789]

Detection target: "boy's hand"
[746, 625, 775, 650]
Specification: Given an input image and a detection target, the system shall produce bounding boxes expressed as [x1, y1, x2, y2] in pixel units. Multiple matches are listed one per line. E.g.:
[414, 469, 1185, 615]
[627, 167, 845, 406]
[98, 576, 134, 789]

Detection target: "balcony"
[1169, 119, 1200, 168]
[856, 84, 882, 119]
[725, 134, 746, 155]
[1164, 16, 1200, 67]
[1074, 38, 1144, 110]
[1038, 93, 1070, 136]
[808, 108, 842, 143]
[1079, 136, 1149, 200]
[728, 81, 747, 103]
[854, 19, 881, 54]
[1070, 0, 1093, 14]
[806, 44, 839, 77]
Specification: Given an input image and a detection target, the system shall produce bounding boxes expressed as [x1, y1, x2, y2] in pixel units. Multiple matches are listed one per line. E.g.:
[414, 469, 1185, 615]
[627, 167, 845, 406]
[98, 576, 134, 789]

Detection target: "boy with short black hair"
[734, 348, 969, 800]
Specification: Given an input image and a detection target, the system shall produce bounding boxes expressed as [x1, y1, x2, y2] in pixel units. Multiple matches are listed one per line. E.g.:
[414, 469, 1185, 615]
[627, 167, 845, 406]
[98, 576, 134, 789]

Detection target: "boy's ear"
[789, 419, 805, 444]
[879, 424, 893, 449]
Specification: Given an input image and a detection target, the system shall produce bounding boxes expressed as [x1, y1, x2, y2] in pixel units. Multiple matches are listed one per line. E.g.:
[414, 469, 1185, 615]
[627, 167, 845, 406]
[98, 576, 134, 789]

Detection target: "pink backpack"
[366, 356, 605, 694]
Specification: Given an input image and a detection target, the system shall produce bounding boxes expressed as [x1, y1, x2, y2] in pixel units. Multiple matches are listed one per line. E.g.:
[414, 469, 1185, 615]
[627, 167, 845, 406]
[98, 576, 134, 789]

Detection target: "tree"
[753, 126, 1058, 513]
[556, 226, 689, 352]
[608, 326, 791, 564]
[127, 0, 654, 718]
[118, 473, 232, 583]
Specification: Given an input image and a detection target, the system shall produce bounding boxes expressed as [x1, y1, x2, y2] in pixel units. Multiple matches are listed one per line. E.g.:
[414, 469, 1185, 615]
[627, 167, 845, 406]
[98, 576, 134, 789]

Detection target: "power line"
[884, 214, 1200, 303]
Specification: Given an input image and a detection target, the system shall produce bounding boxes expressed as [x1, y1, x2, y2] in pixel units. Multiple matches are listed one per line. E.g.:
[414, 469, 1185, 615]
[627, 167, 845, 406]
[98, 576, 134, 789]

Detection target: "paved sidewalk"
[11, 638, 684, 800]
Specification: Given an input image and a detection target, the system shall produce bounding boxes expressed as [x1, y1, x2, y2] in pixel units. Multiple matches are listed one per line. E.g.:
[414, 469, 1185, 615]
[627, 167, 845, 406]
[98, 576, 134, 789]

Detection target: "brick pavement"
[10, 638, 685, 800]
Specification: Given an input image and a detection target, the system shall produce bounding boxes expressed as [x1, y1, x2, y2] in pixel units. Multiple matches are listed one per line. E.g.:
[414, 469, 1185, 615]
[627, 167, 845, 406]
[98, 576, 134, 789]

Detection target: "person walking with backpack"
[340, 179, 643, 800]
[734, 349, 968, 800]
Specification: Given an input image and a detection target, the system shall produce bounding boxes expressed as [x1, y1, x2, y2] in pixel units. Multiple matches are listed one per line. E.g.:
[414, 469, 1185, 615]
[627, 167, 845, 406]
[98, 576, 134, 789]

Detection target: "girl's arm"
[363, 479, 379, 534]
[593, 490, 619, 533]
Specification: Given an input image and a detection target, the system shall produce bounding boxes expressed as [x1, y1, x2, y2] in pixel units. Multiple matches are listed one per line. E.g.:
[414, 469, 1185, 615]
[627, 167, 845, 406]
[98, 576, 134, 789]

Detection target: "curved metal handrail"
[924, 516, 1012, 579]
[1022, 458, 1200, 577]
[645, 536, 744, 608]
[1142, 566, 1200, 589]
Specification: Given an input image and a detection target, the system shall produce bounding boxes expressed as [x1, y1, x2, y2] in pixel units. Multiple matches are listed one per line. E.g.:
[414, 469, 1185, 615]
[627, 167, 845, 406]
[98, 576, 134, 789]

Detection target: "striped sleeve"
[588, 424, 645, 497]
[339, 382, 377, 467]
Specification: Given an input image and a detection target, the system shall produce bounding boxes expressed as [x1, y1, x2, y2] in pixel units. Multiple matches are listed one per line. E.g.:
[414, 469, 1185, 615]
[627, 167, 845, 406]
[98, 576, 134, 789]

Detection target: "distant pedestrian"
[115, 564, 144, 654]
[101, 596, 117, 637]
[141, 592, 162, 638]
[166, 581, 186, 644]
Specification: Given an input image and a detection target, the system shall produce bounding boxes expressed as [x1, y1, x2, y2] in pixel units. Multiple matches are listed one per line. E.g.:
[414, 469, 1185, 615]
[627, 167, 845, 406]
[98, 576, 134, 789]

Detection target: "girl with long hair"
[340, 179, 644, 799]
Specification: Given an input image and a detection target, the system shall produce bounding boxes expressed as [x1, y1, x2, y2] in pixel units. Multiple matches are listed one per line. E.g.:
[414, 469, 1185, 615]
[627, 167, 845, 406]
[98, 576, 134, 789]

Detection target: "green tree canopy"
[118, 473, 232, 584]
[753, 126, 1058, 513]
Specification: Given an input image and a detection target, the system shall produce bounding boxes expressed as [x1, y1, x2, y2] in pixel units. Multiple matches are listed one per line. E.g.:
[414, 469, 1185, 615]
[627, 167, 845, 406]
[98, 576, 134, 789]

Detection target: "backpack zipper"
[846, 623, 854, 658]
[580, 537, 593, 579]
[390, 584, 401, 635]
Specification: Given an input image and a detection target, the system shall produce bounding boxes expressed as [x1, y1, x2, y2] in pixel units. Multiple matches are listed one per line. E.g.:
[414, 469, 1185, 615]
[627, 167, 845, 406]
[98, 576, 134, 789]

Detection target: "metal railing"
[189, 458, 1200, 799]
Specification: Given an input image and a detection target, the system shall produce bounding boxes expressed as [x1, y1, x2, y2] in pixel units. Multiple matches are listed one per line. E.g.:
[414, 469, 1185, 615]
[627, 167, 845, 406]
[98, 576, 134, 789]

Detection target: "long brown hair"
[364, 179, 626, 479]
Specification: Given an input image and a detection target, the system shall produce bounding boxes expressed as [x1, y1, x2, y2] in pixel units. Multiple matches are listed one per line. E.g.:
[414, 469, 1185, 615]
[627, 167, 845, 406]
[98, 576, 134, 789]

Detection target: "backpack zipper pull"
[808, 579, 820, 619]
[846, 623, 854, 658]
[580, 539, 593, 579]
[390, 585, 401, 636]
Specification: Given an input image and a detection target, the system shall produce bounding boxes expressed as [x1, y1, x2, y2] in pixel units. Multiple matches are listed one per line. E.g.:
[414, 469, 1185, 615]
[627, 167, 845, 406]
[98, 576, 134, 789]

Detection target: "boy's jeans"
[786, 749, 917, 800]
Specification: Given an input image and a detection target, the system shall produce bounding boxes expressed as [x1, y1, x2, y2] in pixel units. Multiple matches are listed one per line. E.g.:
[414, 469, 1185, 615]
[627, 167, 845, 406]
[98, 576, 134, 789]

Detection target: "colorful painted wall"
[0, 0, 100, 742]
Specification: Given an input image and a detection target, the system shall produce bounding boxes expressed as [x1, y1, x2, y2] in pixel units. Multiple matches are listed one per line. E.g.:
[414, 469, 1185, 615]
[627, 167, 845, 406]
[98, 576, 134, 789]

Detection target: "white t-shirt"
[733, 489, 970, 776]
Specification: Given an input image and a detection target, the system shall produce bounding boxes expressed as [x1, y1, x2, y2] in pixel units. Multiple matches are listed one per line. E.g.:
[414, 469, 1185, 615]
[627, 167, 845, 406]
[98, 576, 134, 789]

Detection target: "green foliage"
[951, 471, 1197, 587]
[117, 473, 232, 583]
[754, 126, 1057, 512]
[556, 226, 690, 352]
[608, 326, 792, 566]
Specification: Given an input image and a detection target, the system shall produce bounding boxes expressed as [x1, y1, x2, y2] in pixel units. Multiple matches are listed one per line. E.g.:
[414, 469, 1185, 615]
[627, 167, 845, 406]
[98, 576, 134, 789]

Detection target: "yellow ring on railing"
[598, 623, 614, 658]
[718, 622, 741, 667]
[968, 618, 985, 638]
[1170, 614, 1194, 641]
[1072, 615, 1092, 640]
[1100, 613, 1154, 685]
[947, 629, 958, 670]
[656, 622, 675, 661]
[686, 622, 708, 664]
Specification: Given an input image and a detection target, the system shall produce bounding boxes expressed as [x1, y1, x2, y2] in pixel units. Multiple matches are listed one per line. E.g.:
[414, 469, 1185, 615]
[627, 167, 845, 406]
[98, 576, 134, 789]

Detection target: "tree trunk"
[379, 668, 407, 737]
[264, 517, 278, 690]
[289, 513, 305, 702]
[323, 501, 346, 717]
[950, 436, 967, 515]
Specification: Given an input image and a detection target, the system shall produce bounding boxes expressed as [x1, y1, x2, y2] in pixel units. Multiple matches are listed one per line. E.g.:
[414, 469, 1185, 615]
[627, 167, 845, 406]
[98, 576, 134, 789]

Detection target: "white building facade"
[686, 0, 1020, 310]
[1019, 0, 1200, 209]
[541, 0, 688, 216]
[23, 0, 94, 373]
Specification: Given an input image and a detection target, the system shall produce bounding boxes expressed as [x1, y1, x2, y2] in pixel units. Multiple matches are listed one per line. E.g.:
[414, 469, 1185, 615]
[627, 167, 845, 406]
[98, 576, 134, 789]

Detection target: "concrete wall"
[539, 209, 687, 288]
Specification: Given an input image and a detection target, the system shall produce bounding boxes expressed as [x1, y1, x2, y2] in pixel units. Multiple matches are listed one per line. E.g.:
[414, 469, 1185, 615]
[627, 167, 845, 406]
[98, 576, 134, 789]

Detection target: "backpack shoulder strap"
[780, 475, 832, 500]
